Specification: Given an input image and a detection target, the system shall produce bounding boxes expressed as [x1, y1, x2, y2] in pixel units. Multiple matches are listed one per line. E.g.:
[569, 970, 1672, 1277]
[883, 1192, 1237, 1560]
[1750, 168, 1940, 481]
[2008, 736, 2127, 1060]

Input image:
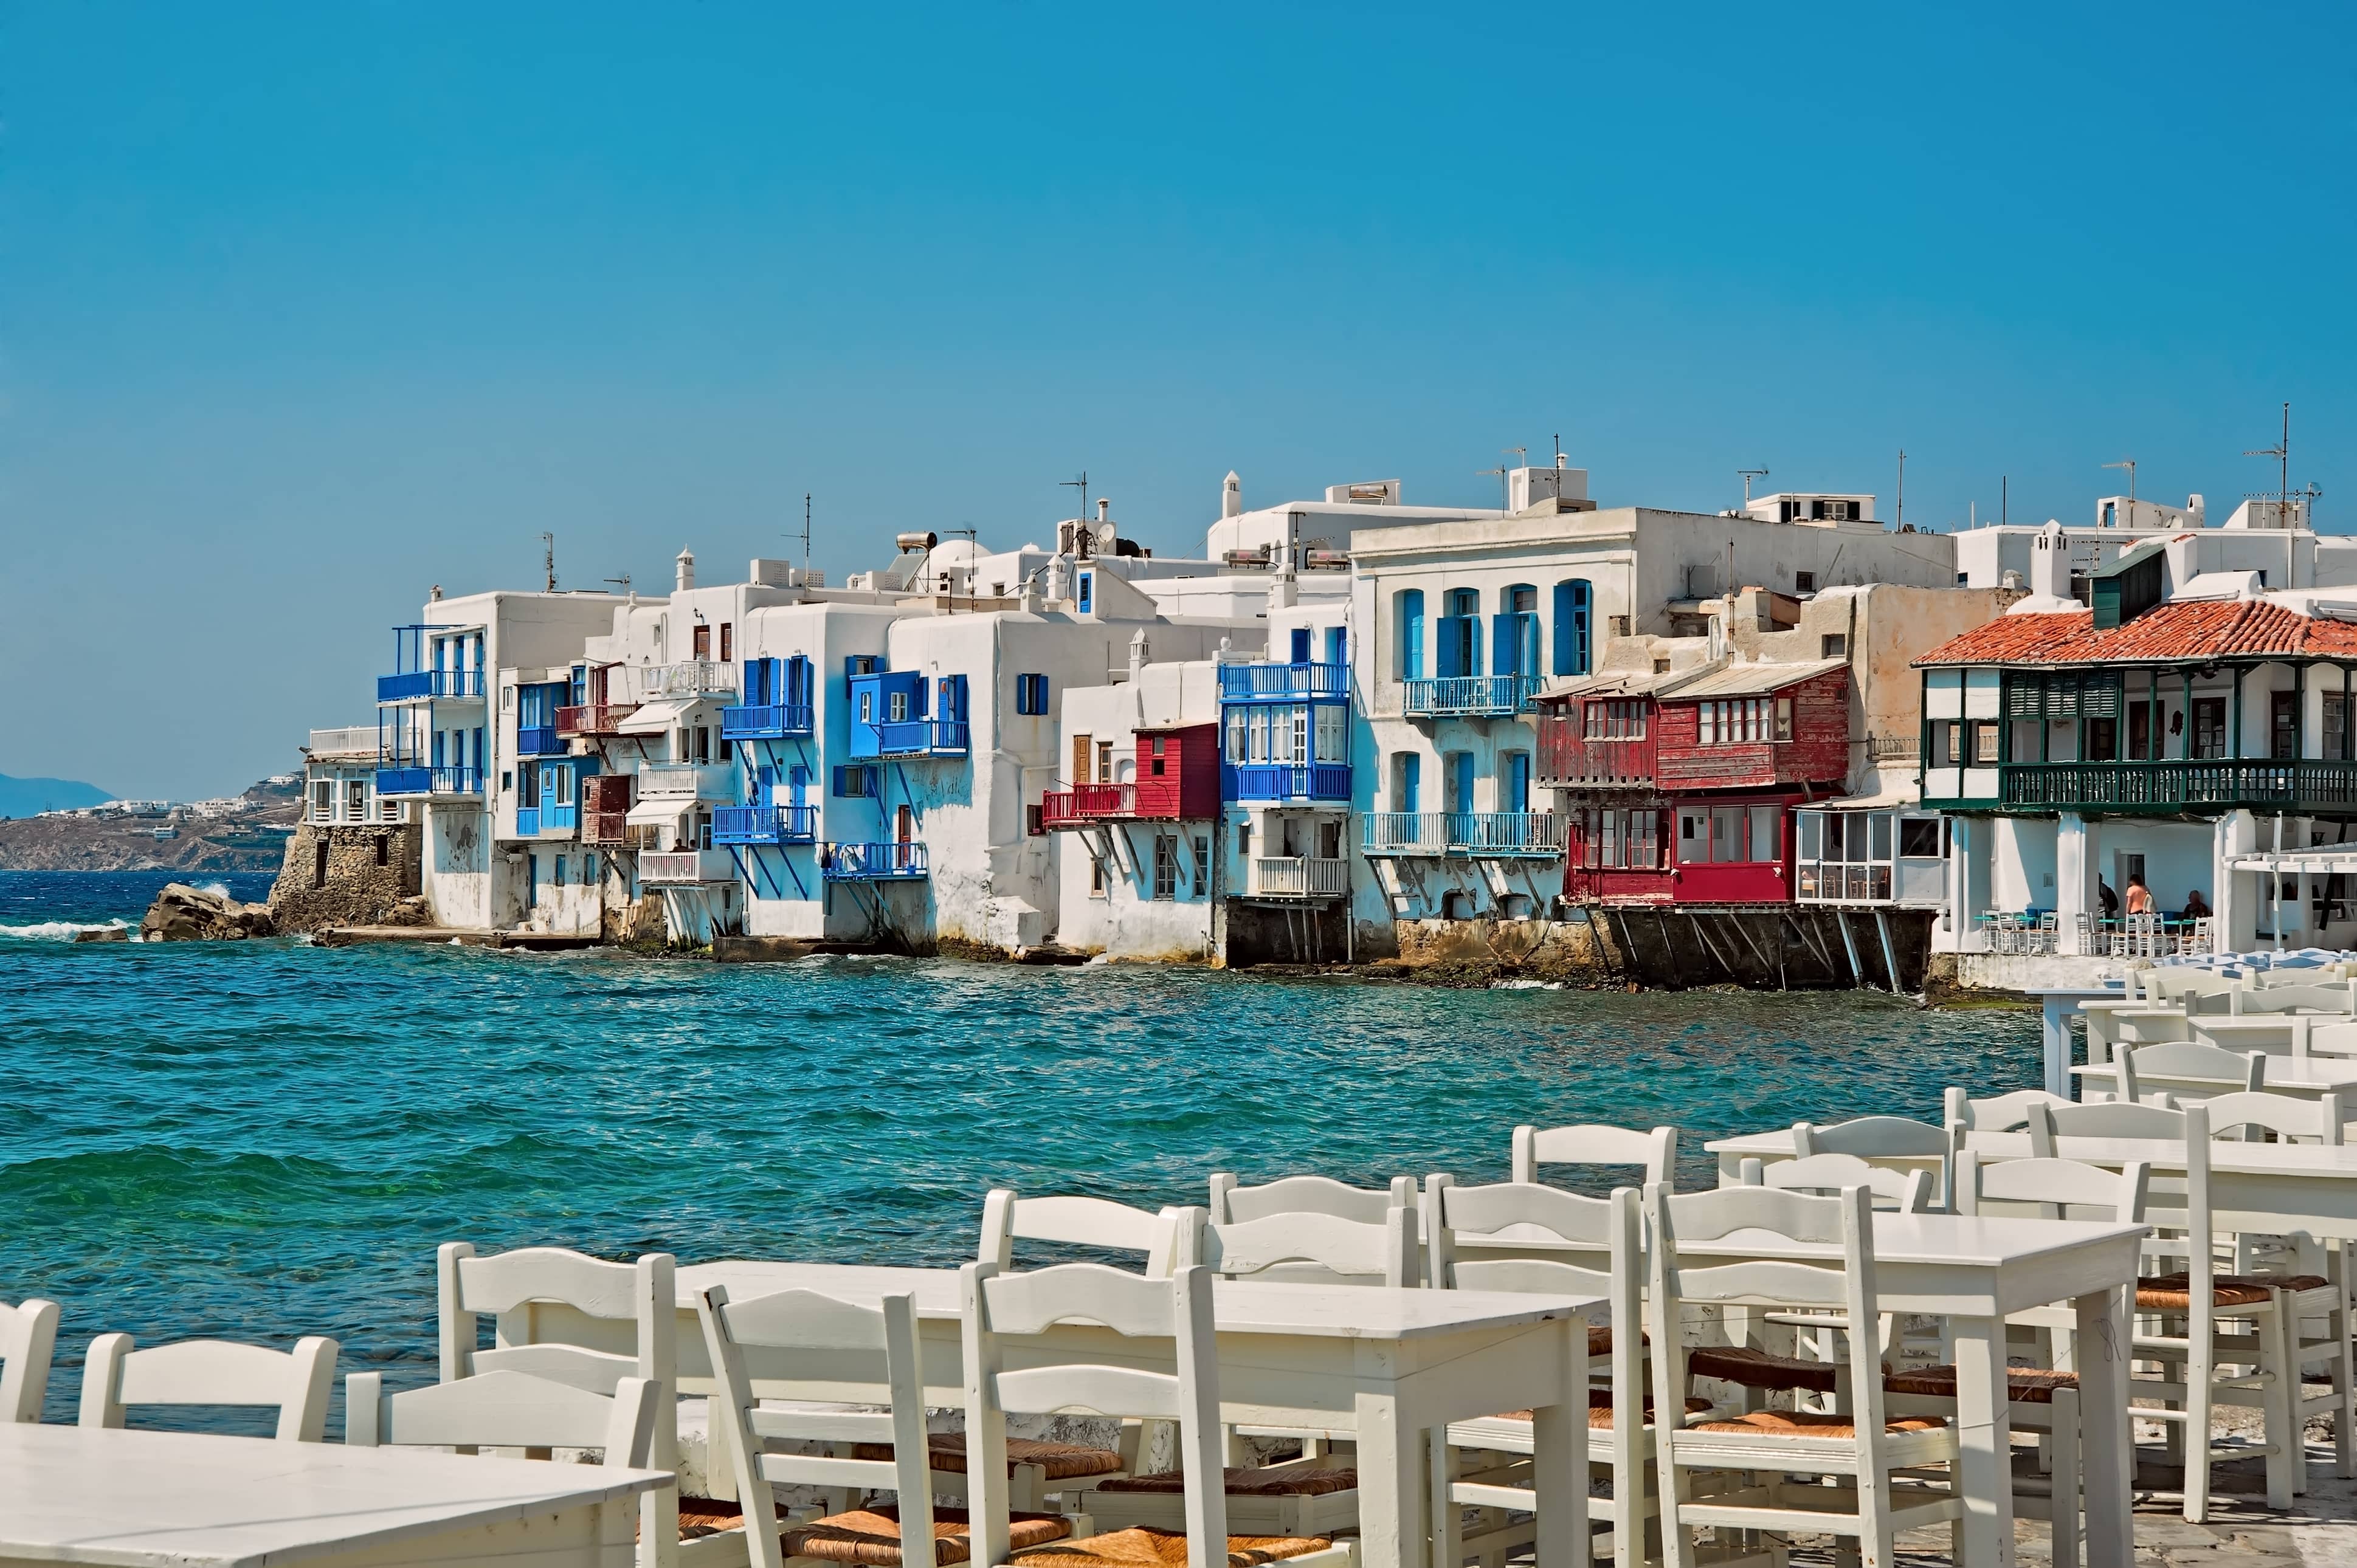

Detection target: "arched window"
[1438, 589, 1482, 678]
[1495, 584, 1539, 677]
[1396, 590, 1425, 679]
[1553, 579, 1592, 677]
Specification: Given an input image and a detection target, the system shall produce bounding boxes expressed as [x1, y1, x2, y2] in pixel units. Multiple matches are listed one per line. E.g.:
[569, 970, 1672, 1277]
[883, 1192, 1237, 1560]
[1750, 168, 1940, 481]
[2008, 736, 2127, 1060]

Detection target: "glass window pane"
[1870, 812, 1894, 862]
[1798, 813, 1821, 862]
[1677, 811, 1708, 864]
[1750, 805, 1777, 861]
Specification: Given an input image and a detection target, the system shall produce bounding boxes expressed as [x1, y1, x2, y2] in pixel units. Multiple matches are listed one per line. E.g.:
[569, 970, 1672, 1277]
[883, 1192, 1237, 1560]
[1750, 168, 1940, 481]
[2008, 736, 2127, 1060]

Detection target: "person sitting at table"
[2181, 887, 2212, 921]
[2099, 878, 2120, 920]
[2125, 873, 2154, 916]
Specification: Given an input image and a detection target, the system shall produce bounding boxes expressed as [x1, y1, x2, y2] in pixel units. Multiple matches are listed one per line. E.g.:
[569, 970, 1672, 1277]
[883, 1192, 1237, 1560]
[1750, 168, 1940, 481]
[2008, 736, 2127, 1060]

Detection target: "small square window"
[1795, 571, 1818, 593]
[1821, 634, 1847, 658]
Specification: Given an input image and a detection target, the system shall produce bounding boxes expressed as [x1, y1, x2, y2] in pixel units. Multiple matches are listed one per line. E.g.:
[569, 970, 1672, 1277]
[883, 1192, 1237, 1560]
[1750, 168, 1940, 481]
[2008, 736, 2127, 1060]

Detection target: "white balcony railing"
[307, 726, 379, 758]
[1249, 856, 1348, 899]
[638, 762, 737, 800]
[640, 848, 736, 884]
[641, 661, 737, 699]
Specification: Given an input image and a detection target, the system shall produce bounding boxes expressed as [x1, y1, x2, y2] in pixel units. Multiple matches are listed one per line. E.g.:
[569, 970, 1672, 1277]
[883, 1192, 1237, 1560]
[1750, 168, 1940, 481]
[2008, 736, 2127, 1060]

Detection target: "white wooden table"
[0, 1423, 668, 1568]
[519, 1261, 1598, 1568]
[1683, 1149, 2148, 1568]
[2034, 985, 2127, 1096]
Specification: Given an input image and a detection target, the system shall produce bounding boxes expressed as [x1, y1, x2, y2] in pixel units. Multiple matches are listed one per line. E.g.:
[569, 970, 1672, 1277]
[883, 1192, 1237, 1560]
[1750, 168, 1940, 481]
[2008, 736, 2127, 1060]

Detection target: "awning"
[616, 698, 697, 735]
[1809, 783, 1924, 811]
[626, 797, 694, 827]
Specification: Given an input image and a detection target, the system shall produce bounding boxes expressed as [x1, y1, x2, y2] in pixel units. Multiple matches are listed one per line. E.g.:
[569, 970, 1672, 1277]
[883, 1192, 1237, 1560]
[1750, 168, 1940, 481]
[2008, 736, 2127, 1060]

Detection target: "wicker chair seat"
[1685, 1343, 1838, 1394]
[1010, 1527, 1333, 1567]
[669, 1502, 1070, 1566]
[1687, 1409, 1947, 1439]
[1488, 1389, 1713, 1428]
[2134, 1273, 2319, 1310]
[1882, 1364, 2079, 1404]
[1097, 1468, 1355, 1498]
[851, 1434, 1123, 1480]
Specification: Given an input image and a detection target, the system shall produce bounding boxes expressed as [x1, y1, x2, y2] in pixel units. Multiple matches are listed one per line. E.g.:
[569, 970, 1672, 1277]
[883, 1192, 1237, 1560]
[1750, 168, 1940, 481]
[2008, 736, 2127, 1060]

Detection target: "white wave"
[195, 881, 232, 899]
[1491, 978, 1562, 990]
[0, 918, 133, 942]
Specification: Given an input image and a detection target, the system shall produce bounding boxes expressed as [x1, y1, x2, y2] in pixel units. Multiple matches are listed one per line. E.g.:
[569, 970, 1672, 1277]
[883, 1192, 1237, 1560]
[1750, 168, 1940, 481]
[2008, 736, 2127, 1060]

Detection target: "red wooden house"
[1536, 659, 1851, 905]
[1040, 723, 1222, 828]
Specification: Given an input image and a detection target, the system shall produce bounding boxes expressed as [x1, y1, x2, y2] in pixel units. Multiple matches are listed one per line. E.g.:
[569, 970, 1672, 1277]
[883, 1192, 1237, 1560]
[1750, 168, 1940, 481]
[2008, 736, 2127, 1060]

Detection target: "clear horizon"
[5, 2, 2352, 800]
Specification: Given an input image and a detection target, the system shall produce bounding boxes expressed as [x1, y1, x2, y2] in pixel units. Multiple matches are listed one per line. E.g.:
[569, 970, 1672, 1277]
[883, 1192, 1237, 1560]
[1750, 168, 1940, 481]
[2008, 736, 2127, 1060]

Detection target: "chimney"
[428, 584, 443, 602]
[1222, 470, 1243, 520]
[675, 548, 695, 593]
[2033, 520, 2071, 600]
[1097, 497, 1111, 524]
[2187, 493, 2207, 528]
[1128, 627, 1148, 683]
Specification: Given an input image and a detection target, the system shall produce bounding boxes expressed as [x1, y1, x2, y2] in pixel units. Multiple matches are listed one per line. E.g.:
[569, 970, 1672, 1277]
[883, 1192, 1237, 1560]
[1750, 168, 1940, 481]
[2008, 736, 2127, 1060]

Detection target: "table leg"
[1533, 1313, 1589, 1568]
[2043, 999, 2072, 1098]
[1951, 1315, 2017, 1568]
[1354, 1389, 1426, 1568]
[2074, 1285, 2134, 1566]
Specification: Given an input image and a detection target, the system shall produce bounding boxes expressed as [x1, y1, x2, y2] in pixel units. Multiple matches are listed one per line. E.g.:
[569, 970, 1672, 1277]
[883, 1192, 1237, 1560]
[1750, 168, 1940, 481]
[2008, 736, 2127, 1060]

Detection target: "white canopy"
[616, 698, 697, 735]
[625, 797, 694, 827]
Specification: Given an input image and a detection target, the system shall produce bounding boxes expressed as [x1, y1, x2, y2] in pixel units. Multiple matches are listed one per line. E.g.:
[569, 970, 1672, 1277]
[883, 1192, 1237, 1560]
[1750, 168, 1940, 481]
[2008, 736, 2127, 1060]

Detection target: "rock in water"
[140, 882, 277, 941]
[72, 926, 130, 943]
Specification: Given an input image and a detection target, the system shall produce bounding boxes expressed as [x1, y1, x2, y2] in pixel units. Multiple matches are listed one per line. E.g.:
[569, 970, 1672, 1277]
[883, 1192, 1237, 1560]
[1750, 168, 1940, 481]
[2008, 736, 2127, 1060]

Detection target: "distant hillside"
[0, 774, 113, 819]
[0, 776, 301, 872]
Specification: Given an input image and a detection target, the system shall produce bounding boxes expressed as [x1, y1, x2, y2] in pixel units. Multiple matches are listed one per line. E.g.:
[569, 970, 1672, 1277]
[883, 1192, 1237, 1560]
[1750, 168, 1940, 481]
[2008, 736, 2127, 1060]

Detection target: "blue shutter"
[1400, 591, 1424, 679]
[1399, 752, 1420, 814]
[1436, 617, 1461, 678]
[1555, 580, 1592, 676]
[1325, 626, 1347, 665]
[831, 765, 847, 796]
[1492, 614, 1517, 677]
[1290, 628, 1311, 663]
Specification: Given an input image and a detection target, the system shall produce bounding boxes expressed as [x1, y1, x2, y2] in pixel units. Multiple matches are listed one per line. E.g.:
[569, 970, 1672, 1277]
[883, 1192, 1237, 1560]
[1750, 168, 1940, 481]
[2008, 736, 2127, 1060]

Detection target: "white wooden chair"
[2198, 1092, 2355, 1480]
[1207, 1174, 1418, 1286]
[2116, 1041, 2266, 1107]
[1645, 1181, 1962, 1567]
[347, 1366, 663, 1467]
[693, 1283, 976, 1568]
[440, 1243, 687, 1563]
[2030, 1100, 2304, 1519]
[2232, 980, 2357, 1015]
[1747, 1152, 1934, 1214]
[1511, 1124, 1678, 1188]
[78, 1333, 337, 1441]
[1199, 1208, 1413, 1289]
[979, 1190, 1199, 1277]
[1424, 1176, 1649, 1568]
[959, 1260, 1356, 1568]
[1791, 1115, 1952, 1210]
[1942, 1087, 2073, 1133]
[1, 1298, 60, 1424]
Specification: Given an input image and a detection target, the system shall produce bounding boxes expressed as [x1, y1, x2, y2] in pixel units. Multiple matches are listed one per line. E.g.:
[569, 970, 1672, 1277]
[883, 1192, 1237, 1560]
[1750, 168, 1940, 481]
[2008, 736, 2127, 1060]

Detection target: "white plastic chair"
[1, 1299, 60, 1423]
[1511, 1123, 1677, 1188]
[78, 1333, 337, 1441]
[346, 1366, 662, 1468]
[959, 1261, 1356, 1568]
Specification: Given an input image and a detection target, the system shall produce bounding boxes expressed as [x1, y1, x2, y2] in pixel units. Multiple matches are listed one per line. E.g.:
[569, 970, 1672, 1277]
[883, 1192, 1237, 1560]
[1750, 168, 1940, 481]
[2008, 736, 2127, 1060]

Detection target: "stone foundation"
[267, 823, 424, 933]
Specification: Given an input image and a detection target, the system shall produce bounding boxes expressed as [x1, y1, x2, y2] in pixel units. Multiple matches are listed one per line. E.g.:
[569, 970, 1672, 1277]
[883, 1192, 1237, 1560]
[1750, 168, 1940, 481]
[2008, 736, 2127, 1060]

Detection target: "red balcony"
[556, 703, 640, 737]
[1538, 720, 1658, 789]
[1040, 783, 1134, 828]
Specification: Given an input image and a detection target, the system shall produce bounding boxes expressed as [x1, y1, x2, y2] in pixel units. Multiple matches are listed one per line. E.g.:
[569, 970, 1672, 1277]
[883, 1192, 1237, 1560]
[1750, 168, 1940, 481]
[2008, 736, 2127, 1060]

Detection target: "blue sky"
[5, 2, 2353, 800]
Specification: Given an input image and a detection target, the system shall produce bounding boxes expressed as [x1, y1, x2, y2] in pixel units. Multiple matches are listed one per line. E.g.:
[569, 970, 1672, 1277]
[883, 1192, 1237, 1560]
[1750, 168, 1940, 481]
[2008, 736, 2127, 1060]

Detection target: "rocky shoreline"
[0, 777, 301, 873]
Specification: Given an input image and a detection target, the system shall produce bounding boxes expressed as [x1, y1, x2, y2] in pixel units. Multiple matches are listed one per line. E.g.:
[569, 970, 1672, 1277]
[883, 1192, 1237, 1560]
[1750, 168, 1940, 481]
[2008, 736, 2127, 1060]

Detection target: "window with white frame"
[1584, 699, 1647, 739]
[1697, 697, 1778, 744]
[311, 780, 334, 822]
[345, 779, 367, 820]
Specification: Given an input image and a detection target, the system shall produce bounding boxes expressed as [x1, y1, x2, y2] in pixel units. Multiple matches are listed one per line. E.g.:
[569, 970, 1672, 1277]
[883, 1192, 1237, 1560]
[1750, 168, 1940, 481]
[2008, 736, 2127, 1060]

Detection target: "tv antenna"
[1553, 433, 1567, 468]
[1060, 470, 1089, 521]
[1896, 449, 1907, 528]
[602, 573, 632, 594]
[2245, 403, 2291, 522]
[2101, 457, 2136, 514]
[1739, 466, 1770, 504]
[540, 531, 556, 591]
[1479, 462, 1510, 507]
[790, 492, 813, 576]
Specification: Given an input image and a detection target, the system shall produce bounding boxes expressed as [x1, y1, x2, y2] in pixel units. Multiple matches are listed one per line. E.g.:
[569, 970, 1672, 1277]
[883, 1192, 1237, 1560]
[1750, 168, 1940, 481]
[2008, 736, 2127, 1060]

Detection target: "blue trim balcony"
[1403, 675, 1544, 718]
[378, 668, 486, 703]
[822, 841, 929, 880]
[1361, 810, 1565, 858]
[1219, 662, 1348, 701]
[376, 765, 485, 799]
[851, 720, 970, 760]
[1225, 762, 1353, 804]
[721, 703, 816, 740]
[516, 726, 565, 758]
[516, 806, 539, 836]
[713, 804, 819, 845]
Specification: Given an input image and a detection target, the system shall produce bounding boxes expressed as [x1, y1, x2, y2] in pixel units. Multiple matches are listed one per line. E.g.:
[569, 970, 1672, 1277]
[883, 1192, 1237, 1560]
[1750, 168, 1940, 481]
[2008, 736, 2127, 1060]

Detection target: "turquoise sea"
[1, 870, 2039, 1429]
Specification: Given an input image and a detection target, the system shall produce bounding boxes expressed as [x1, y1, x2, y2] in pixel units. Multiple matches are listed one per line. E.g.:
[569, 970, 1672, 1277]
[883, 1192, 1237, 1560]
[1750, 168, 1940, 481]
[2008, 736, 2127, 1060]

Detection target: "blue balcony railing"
[377, 668, 486, 703]
[712, 804, 819, 845]
[379, 765, 487, 797]
[1361, 811, 1566, 857]
[516, 725, 564, 758]
[822, 841, 930, 880]
[1225, 762, 1353, 803]
[1218, 662, 1348, 701]
[720, 703, 816, 740]
[854, 720, 970, 758]
[1401, 675, 1544, 718]
[515, 806, 539, 837]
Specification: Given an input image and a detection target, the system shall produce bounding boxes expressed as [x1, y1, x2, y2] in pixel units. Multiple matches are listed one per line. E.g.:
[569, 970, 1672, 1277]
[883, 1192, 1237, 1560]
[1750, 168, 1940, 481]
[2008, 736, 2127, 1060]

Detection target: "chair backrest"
[2308, 1020, 2357, 1060]
[2200, 1089, 2346, 1146]
[78, 1335, 339, 1441]
[2234, 981, 2357, 1015]
[1511, 1123, 1677, 1188]
[961, 1262, 1225, 1568]
[1199, 1205, 1415, 1287]
[1961, 1154, 2151, 1224]
[439, 1243, 676, 1394]
[345, 1367, 661, 1467]
[2119, 1042, 2264, 1105]
[2031, 1099, 2212, 1294]
[978, 1190, 1199, 1277]
[1, 1299, 60, 1424]
[1942, 1087, 2072, 1132]
[1644, 1183, 1886, 1458]
[2148, 967, 2240, 1005]
[1208, 1172, 1414, 1225]
[695, 1285, 937, 1568]
[1742, 1152, 1934, 1213]
[1790, 1115, 1948, 1158]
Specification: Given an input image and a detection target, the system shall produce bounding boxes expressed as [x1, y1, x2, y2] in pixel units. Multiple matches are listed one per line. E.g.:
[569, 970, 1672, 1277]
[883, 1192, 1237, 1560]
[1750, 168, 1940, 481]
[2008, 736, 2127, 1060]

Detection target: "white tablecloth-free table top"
[516, 1261, 1600, 1568]
[0, 1423, 667, 1568]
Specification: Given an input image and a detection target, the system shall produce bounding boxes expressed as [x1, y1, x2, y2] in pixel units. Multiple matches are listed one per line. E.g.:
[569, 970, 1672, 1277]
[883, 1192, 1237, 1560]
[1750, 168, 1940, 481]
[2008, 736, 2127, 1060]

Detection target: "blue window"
[845, 654, 882, 683]
[1394, 752, 1420, 813]
[832, 765, 880, 798]
[1016, 673, 1050, 715]
[1437, 590, 1482, 678]
[1289, 627, 1311, 662]
[1077, 571, 1093, 614]
[937, 673, 968, 722]
[1553, 580, 1592, 677]
[1396, 590, 1424, 679]
[787, 655, 814, 709]
[1505, 752, 1531, 813]
[1494, 585, 1539, 677]
[1325, 625, 1347, 665]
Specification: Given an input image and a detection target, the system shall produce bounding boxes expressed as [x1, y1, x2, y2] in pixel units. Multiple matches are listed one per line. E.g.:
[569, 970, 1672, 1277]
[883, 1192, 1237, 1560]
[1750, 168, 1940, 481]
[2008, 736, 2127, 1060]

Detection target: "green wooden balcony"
[1934, 759, 2357, 814]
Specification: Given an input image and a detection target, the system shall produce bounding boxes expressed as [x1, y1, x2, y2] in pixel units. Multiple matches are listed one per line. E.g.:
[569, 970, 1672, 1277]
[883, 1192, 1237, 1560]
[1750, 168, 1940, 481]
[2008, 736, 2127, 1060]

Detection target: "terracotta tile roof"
[1913, 599, 2357, 668]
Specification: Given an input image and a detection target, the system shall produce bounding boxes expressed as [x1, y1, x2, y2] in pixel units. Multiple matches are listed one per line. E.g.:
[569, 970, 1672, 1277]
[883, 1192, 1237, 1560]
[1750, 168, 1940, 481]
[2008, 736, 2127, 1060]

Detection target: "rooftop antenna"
[1896, 449, 1906, 528]
[2101, 457, 2136, 517]
[791, 492, 813, 578]
[1739, 466, 1770, 504]
[1479, 462, 1510, 507]
[2001, 475, 2008, 526]
[1060, 470, 1089, 524]
[602, 573, 631, 594]
[1553, 433, 1567, 469]
[2245, 402, 2291, 523]
[540, 531, 556, 592]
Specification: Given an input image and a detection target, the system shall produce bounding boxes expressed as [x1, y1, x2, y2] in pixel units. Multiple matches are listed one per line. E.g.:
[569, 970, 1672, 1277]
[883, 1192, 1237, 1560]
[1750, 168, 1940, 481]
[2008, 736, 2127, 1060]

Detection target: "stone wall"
[267, 823, 424, 932]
